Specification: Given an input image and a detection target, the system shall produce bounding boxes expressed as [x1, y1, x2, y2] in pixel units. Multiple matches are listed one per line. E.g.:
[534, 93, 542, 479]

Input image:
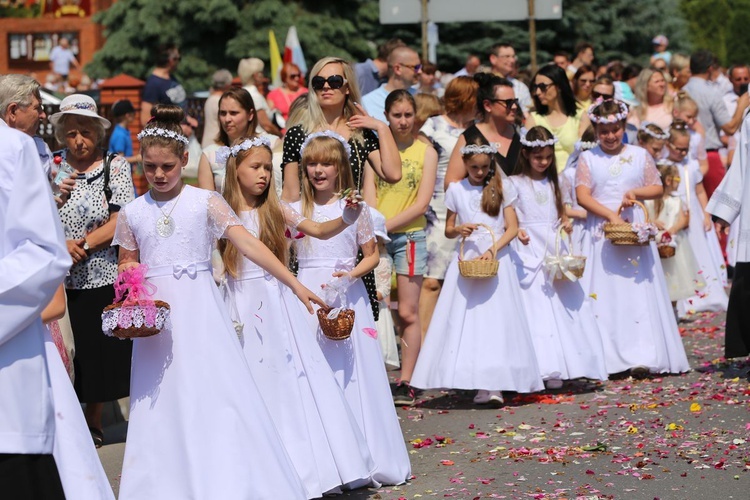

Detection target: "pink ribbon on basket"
[113, 264, 159, 327]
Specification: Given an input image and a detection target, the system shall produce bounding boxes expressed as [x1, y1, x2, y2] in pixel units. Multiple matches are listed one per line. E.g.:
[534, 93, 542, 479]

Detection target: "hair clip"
[460, 144, 497, 155]
[215, 136, 272, 165]
[137, 127, 189, 145]
[299, 130, 352, 159]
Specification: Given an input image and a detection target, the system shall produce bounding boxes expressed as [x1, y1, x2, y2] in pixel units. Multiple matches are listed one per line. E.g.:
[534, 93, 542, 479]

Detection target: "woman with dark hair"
[572, 64, 596, 110]
[445, 73, 521, 186]
[527, 64, 590, 171]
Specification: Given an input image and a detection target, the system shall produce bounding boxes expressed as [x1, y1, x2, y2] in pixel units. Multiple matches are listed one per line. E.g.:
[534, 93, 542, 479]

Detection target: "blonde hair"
[673, 90, 698, 114]
[302, 57, 363, 143]
[414, 93, 443, 124]
[299, 136, 354, 218]
[633, 68, 672, 121]
[654, 162, 680, 216]
[219, 140, 287, 277]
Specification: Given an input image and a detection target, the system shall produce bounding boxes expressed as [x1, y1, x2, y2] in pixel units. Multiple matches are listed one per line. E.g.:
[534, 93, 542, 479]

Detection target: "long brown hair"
[299, 135, 354, 218]
[513, 126, 565, 219]
[216, 88, 259, 146]
[461, 137, 504, 216]
[219, 139, 287, 277]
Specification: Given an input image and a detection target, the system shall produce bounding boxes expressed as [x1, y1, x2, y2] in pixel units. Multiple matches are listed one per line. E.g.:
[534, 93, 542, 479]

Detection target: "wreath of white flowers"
[460, 144, 497, 155]
[137, 127, 189, 145]
[215, 136, 272, 165]
[587, 98, 629, 124]
[639, 121, 670, 140]
[519, 127, 559, 148]
[299, 130, 352, 159]
[575, 140, 599, 151]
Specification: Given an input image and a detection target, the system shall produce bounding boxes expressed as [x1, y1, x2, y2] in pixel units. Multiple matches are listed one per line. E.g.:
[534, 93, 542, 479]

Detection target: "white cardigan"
[0, 128, 71, 454]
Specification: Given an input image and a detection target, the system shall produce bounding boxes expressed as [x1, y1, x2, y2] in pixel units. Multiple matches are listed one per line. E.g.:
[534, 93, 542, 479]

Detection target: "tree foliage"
[680, 0, 750, 66]
[87, 0, 696, 92]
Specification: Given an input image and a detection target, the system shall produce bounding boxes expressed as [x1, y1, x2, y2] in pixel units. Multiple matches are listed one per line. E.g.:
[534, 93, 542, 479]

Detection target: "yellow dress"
[530, 109, 582, 172]
[376, 140, 428, 233]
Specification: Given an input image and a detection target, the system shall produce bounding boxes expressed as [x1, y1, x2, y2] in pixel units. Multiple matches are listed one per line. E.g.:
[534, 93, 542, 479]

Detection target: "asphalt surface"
[97, 311, 749, 499]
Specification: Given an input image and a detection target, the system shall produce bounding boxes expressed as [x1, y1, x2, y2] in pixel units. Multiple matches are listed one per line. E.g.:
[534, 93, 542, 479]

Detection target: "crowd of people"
[2, 31, 750, 500]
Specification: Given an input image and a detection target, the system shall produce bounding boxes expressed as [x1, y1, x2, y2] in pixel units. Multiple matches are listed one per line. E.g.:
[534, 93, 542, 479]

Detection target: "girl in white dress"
[410, 141, 543, 405]
[217, 136, 376, 497]
[112, 105, 319, 500]
[575, 99, 690, 377]
[509, 127, 608, 388]
[672, 91, 709, 176]
[561, 126, 597, 252]
[644, 161, 704, 303]
[291, 132, 411, 486]
[636, 122, 668, 161]
[666, 122, 729, 316]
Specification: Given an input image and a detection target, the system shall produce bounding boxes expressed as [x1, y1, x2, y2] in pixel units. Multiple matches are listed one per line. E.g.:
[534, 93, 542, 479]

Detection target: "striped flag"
[283, 26, 307, 77]
[269, 30, 283, 87]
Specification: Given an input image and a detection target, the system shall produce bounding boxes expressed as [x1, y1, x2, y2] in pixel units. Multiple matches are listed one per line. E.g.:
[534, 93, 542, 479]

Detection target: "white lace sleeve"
[356, 202, 376, 246]
[374, 255, 392, 298]
[575, 153, 593, 189]
[207, 191, 243, 239]
[281, 201, 307, 231]
[112, 207, 138, 251]
[643, 153, 662, 187]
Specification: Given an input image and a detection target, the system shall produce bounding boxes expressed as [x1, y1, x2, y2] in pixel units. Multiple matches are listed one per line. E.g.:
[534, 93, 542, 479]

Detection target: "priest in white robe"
[707, 111, 750, 359]
[0, 127, 71, 498]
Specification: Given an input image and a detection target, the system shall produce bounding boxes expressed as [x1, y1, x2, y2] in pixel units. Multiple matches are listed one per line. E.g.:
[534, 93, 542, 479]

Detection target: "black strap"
[102, 151, 116, 203]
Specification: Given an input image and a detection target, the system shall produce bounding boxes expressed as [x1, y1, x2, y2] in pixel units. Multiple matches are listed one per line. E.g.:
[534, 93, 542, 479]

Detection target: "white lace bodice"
[576, 145, 661, 209]
[508, 176, 560, 226]
[444, 178, 515, 259]
[113, 185, 242, 267]
[291, 199, 374, 265]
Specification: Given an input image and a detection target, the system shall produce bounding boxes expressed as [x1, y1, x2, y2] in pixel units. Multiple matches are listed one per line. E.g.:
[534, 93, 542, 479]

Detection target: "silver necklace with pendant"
[153, 186, 185, 238]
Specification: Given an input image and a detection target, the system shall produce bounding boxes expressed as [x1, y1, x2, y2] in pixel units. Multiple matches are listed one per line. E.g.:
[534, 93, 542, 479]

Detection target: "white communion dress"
[644, 196, 704, 302]
[411, 179, 544, 393]
[292, 199, 411, 486]
[674, 158, 729, 316]
[576, 145, 690, 375]
[226, 209, 375, 497]
[508, 175, 608, 382]
[112, 185, 306, 500]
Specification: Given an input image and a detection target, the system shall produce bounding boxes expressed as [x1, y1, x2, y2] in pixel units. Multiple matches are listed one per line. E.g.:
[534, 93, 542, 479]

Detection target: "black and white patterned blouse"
[58, 155, 134, 289]
[282, 125, 380, 190]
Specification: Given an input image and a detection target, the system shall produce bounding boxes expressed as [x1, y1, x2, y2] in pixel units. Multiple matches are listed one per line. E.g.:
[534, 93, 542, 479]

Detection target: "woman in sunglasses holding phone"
[526, 64, 590, 172]
[445, 73, 522, 186]
[267, 62, 308, 123]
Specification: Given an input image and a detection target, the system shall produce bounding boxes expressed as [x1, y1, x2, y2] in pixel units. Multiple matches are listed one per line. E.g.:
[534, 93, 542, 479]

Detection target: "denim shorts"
[385, 230, 427, 277]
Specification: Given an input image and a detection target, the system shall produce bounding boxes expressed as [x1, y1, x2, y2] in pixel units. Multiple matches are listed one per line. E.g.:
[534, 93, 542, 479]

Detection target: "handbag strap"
[102, 151, 116, 204]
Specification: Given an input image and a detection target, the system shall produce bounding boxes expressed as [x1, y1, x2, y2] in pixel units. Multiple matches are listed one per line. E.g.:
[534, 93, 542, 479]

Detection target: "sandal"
[89, 427, 104, 448]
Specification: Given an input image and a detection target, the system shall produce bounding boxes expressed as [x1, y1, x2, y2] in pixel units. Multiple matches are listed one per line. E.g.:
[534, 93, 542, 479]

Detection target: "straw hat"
[49, 94, 111, 129]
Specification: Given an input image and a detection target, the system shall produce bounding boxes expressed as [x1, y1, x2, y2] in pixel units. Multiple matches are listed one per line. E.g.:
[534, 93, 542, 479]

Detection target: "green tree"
[680, 0, 730, 63]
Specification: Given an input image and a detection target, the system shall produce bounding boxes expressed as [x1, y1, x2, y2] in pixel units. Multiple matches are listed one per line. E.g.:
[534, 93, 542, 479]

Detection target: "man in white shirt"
[237, 58, 281, 136]
[489, 43, 532, 113]
[0, 126, 71, 499]
[453, 54, 481, 78]
[362, 46, 421, 123]
[49, 38, 80, 81]
[722, 64, 750, 166]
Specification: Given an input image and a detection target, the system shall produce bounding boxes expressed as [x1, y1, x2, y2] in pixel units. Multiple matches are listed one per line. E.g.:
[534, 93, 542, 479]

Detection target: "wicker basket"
[317, 307, 355, 340]
[545, 228, 587, 281]
[658, 245, 676, 258]
[603, 200, 655, 246]
[458, 223, 499, 278]
[102, 300, 170, 339]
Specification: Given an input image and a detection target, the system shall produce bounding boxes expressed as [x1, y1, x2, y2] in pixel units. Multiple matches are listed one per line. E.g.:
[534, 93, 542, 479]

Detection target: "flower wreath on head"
[639, 121, 670, 140]
[587, 98, 629, 124]
[575, 140, 599, 151]
[519, 127, 559, 148]
[460, 144, 497, 156]
[215, 136, 272, 165]
[299, 130, 352, 160]
[137, 127, 189, 146]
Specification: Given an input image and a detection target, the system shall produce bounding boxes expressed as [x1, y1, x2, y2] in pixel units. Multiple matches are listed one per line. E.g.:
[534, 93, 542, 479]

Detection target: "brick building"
[0, 0, 113, 82]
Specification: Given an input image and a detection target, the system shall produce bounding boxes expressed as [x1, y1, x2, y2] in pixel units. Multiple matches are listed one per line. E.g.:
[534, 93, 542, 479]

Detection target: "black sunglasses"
[489, 98, 519, 109]
[311, 75, 346, 91]
[531, 82, 555, 93]
[592, 90, 614, 100]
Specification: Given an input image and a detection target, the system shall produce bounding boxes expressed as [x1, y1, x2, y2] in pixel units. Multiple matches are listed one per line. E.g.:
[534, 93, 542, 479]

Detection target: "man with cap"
[201, 69, 233, 148]
[238, 57, 281, 136]
[0, 74, 74, 207]
[651, 35, 672, 65]
[108, 99, 140, 166]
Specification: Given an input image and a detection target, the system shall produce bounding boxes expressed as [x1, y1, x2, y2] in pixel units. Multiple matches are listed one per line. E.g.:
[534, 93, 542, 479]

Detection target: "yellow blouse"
[376, 140, 428, 233]
[530, 109, 583, 172]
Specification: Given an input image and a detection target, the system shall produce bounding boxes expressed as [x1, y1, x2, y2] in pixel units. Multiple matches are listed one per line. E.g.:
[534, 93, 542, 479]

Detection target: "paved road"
[98, 311, 750, 499]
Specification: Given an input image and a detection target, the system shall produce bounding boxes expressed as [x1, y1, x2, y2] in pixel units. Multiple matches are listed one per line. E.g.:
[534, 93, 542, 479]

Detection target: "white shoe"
[473, 390, 491, 404]
[488, 391, 504, 406]
[544, 378, 564, 389]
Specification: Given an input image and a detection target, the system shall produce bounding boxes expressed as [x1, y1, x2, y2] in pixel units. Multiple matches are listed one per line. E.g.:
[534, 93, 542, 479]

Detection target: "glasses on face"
[400, 63, 423, 73]
[311, 75, 347, 91]
[532, 82, 555, 93]
[489, 98, 519, 110]
[578, 78, 595, 85]
[592, 90, 614, 100]
[669, 143, 689, 154]
[288, 73, 301, 80]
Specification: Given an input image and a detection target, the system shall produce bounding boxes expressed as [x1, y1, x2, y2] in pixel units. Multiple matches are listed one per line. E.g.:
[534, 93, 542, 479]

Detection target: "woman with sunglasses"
[628, 68, 673, 131]
[267, 62, 308, 123]
[572, 65, 596, 111]
[526, 64, 590, 172]
[445, 73, 521, 187]
[591, 75, 616, 102]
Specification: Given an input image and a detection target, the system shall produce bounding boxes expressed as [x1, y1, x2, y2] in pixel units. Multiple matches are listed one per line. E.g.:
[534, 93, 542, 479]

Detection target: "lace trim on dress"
[711, 191, 742, 212]
[575, 153, 593, 188]
[643, 153, 662, 186]
[207, 191, 243, 239]
[112, 207, 139, 251]
[281, 201, 307, 231]
[356, 201, 375, 245]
